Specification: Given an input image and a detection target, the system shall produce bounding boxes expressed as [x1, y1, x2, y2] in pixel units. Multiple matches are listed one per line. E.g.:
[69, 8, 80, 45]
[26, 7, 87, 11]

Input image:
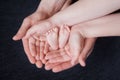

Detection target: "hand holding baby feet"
[45, 25, 84, 67]
[45, 49, 78, 72]
[45, 24, 96, 69]
[45, 38, 96, 72]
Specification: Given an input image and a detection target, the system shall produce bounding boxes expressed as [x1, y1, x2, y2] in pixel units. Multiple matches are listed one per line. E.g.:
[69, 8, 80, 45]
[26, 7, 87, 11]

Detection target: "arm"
[49, 0, 120, 26]
[76, 13, 120, 38]
[36, 0, 69, 17]
[13, 0, 69, 40]
[12, 0, 71, 66]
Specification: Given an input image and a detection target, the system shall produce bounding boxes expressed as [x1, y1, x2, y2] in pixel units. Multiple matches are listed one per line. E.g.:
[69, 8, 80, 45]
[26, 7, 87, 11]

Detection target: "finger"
[35, 60, 43, 68]
[45, 49, 65, 59]
[22, 38, 36, 64]
[35, 54, 40, 60]
[13, 18, 31, 40]
[61, 0, 72, 10]
[44, 42, 49, 54]
[35, 40, 40, 60]
[48, 54, 71, 63]
[45, 62, 61, 70]
[29, 37, 37, 57]
[52, 61, 77, 73]
[79, 38, 96, 67]
[59, 25, 70, 48]
[65, 44, 71, 57]
[69, 31, 84, 65]
[46, 27, 59, 50]
[40, 41, 45, 60]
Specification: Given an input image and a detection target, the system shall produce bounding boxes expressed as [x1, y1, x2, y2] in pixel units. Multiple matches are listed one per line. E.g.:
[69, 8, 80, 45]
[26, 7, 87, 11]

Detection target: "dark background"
[0, 0, 120, 80]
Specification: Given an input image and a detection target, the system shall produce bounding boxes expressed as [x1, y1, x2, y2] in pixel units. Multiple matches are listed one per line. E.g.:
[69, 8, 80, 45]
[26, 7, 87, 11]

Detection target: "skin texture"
[50, 0, 120, 26]
[75, 13, 120, 38]
[13, 0, 72, 40]
[12, 0, 120, 72]
[59, 25, 70, 48]
[13, 0, 72, 68]
[46, 27, 59, 50]
[46, 13, 120, 72]
[20, 0, 120, 67]
[23, 0, 73, 67]
[45, 38, 96, 72]
[45, 26, 96, 67]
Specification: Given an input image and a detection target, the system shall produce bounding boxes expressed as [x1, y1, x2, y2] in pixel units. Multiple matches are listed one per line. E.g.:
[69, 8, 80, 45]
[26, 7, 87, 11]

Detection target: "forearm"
[78, 13, 120, 38]
[36, 0, 68, 17]
[50, 0, 120, 26]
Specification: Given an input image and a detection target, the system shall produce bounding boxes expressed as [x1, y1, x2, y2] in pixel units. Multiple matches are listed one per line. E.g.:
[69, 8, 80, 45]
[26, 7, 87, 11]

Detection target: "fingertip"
[12, 35, 20, 41]
[30, 60, 36, 64]
[29, 57, 36, 64]
[79, 57, 86, 67]
[45, 66, 51, 70]
[52, 68, 59, 73]
[44, 63, 52, 70]
[36, 63, 43, 68]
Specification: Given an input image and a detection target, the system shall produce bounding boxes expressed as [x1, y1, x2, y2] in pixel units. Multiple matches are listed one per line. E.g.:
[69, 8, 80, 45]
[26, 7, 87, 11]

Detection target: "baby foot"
[46, 27, 59, 50]
[59, 25, 70, 48]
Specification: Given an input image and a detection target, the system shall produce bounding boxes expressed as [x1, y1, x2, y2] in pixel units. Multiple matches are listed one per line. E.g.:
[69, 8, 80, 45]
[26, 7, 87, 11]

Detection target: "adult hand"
[45, 24, 96, 72]
[45, 38, 96, 72]
[12, 0, 72, 67]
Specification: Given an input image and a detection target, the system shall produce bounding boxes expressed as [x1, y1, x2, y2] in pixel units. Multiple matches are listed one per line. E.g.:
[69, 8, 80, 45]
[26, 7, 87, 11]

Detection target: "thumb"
[79, 38, 96, 67]
[13, 18, 31, 40]
[61, 0, 72, 10]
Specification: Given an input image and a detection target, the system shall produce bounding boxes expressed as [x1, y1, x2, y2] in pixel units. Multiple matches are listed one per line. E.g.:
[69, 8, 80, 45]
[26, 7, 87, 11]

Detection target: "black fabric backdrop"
[0, 0, 120, 80]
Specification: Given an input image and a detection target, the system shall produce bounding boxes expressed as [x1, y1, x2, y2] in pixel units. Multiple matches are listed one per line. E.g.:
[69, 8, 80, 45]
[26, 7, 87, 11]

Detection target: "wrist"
[36, 7, 51, 19]
[48, 16, 61, 27]
[36, 0, 66, 18]
[48, 15, 70, 28]
[71, 23, 91, 38]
